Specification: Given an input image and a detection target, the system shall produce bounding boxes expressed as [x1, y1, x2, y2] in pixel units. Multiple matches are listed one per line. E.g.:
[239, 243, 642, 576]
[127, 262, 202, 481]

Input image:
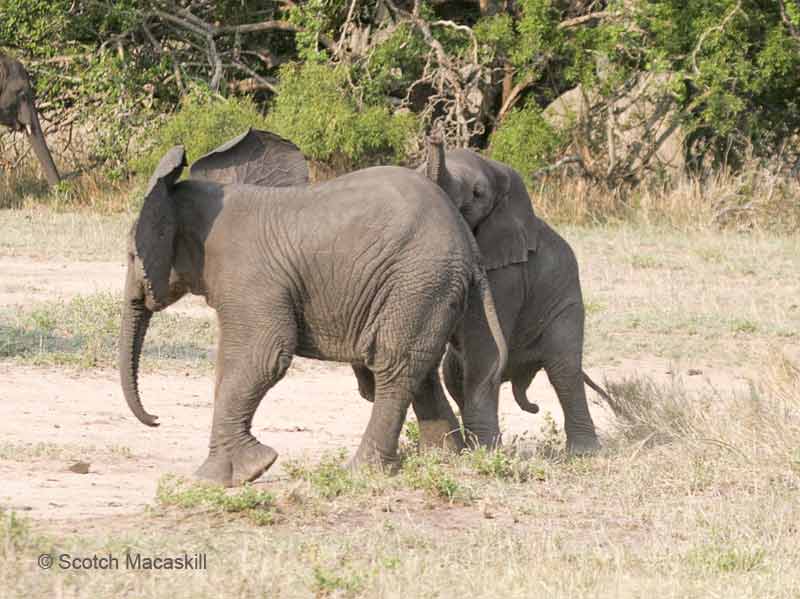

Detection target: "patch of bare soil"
[0, 255, 752, 533]
[0, 255, 211, 318]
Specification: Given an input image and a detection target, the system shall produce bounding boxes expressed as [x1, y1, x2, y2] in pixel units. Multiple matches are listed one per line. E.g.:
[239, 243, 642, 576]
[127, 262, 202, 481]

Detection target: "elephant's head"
[120, 129, 308, 427]
[0, 54, 60, 186]
[423, 137, 539, 270]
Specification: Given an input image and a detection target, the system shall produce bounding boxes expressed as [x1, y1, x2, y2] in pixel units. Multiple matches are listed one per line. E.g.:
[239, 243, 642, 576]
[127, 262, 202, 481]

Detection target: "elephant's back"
[302, 166, 473, 257]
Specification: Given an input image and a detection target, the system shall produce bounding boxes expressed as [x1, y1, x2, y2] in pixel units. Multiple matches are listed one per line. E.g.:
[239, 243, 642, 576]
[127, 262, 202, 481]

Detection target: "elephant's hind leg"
[351, 350, 439, 471]
[351, 372, 412, 471]
[411, 369, 464, 451]
[541, 305, 599, 455]
[196, 321, 295, 487]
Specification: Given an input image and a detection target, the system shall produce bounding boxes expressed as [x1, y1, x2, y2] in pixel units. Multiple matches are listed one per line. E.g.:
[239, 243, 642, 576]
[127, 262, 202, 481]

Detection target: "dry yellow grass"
[534, 170, 800, 232]
[0, 155, 140, 214]
[1, 355, 799, 598]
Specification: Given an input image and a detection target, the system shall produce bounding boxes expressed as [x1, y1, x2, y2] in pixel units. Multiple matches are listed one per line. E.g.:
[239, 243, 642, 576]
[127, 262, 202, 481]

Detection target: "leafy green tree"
[266, 62, 417, 169]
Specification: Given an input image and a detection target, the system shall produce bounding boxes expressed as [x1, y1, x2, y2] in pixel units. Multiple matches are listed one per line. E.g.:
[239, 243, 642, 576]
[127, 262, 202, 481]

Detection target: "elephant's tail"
[474, 267, 508, 388]
[583, 371, 612, 403]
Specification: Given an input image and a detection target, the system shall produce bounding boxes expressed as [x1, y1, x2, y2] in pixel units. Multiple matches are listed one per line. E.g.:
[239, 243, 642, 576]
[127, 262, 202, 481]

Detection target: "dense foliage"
[265, 62, 417, 168]
[1, 0, 798, 184]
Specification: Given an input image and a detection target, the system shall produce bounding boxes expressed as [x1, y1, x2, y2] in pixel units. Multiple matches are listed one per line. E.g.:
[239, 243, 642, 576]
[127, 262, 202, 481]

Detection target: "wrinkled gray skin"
[0, 54, 60, 186]
[119, 130, 507, 487]
[354, 141, 602, 453]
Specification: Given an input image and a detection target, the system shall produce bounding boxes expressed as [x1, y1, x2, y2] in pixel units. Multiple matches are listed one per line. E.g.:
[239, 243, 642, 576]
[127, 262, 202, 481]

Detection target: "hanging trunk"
[23, 100, 60, 187]
[119, 289, 159, 427]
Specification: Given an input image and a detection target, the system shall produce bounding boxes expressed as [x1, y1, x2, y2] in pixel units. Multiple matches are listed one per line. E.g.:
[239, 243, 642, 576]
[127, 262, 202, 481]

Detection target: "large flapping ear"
[189, 128, 309, 187]
[474, 162, 540, 271]
[135, 146, 186, 308]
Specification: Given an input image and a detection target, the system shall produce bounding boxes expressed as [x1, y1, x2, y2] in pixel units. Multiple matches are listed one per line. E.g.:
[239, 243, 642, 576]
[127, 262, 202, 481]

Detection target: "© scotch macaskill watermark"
[37, 552, 207, 571]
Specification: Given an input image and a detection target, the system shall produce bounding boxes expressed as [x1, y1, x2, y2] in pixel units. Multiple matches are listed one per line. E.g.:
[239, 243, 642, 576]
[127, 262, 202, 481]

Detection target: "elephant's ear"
[135, 146, 186, 308]
[474, 163, 540, 271]
[189, 128, 309, 187]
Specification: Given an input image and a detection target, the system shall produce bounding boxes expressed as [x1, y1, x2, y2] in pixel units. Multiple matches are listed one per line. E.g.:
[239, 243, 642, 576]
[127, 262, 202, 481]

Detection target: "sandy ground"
[0, 255, 751, 528]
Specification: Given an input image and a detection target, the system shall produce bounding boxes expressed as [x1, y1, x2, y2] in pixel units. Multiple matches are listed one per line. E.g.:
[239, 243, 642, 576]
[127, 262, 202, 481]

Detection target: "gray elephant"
[119, 129, 506, 487]
[354, 138, 605, 453]
[0, 54, 60, 186]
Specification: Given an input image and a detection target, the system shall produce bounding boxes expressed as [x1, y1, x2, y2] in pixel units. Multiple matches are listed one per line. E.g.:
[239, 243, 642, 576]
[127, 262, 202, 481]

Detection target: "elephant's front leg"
[196, 323, 294, 487]
[194, 340, 233, 485]
[451, 319, 502, 448]
[459, 265, 523, 448]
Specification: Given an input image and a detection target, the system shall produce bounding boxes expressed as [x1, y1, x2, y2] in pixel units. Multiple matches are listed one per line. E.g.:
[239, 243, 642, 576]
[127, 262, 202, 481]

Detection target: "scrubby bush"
[2, 0, 799, 215]
[132, 87, 269, 176]
[266, 62, 418, 170]
[489, 105, 566, 183]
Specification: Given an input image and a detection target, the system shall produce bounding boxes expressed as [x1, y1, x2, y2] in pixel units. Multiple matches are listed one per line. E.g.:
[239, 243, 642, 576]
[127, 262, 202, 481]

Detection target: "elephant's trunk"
[23, 98, 60, 187]
[425, 134, 448, 189]
[119, 274, 159, 427]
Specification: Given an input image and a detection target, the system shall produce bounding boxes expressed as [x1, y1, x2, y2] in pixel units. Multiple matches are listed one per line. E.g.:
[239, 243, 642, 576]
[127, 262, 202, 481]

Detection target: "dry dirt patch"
[0, 253, 755, 531]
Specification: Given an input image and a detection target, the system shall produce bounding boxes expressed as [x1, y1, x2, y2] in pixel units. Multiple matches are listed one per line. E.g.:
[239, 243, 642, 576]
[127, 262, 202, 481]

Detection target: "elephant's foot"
[463, 427, 502, 450]
[418, 419, 463, 452]
[566, 433, 601, 456]
[230, 442, 279, 487]
[194, 450, 233, 487]
[349, 440, 399, 474]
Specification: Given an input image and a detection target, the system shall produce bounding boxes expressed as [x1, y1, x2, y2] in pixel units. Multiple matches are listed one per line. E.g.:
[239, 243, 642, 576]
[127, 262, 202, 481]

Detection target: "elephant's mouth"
[0, 108, 18, 130]
[0, 115, 29, 135]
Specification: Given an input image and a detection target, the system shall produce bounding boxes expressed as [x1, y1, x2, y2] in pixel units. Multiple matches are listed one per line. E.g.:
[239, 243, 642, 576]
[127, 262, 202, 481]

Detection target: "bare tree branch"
[141, 20, 185, 93]
[778, 0, 800, 41]
[496, 72, 536, 123]
[557, 10, 618, 29]
[530, 155, 595, 180]
[691, 0, 744, 75]
[227, 61, 278, 93]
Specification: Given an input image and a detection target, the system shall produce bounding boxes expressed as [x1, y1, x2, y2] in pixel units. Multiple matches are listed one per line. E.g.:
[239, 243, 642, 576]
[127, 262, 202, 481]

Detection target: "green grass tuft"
[401, 451, 472, 503]
[686, 544, 766, 573]
[0, 292, 215, 369]
[284, 450, 369, 499]
[156, 475, 276, 525]
[0, 510, 33, 557]
[467, 446, 543, 483]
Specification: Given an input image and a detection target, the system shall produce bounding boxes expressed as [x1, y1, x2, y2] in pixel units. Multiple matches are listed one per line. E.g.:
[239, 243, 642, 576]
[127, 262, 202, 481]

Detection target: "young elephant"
[353, 139, 605, 453]
[120, 130, 506, 487]
[427, 140, 604, 454]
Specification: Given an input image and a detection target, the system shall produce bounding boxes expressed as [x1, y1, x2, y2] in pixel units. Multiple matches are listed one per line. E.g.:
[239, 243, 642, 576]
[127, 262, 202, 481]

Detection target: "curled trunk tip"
[425, 135, 447, 188]
[119, 298, 159, 427]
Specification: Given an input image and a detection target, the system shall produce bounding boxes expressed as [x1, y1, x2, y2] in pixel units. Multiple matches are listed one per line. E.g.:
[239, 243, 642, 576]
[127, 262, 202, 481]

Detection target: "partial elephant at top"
[0, 54, 60, 187]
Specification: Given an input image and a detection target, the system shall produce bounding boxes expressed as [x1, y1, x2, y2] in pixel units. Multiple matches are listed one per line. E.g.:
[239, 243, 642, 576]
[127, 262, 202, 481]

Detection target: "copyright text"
[37, 552, 207, 571]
